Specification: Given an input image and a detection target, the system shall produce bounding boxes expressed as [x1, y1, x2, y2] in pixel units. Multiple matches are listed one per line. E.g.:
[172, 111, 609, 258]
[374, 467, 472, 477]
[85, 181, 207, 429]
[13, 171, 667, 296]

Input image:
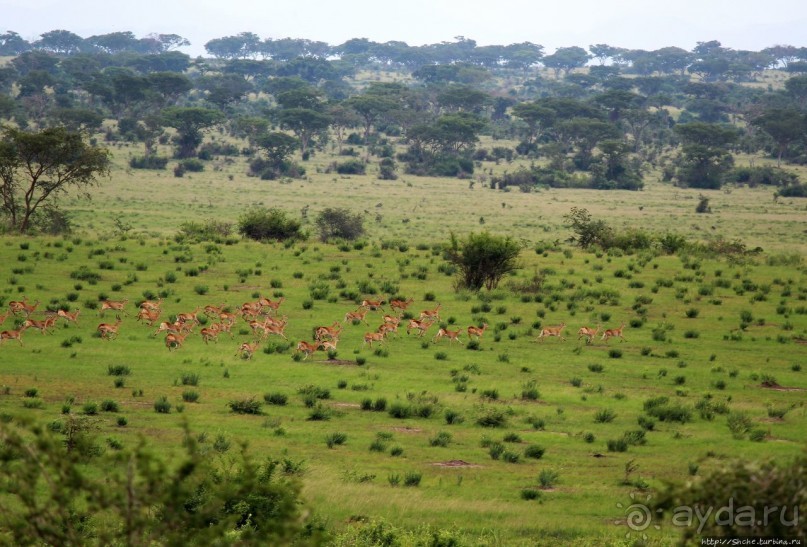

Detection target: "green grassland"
[1, 141, 806, 545]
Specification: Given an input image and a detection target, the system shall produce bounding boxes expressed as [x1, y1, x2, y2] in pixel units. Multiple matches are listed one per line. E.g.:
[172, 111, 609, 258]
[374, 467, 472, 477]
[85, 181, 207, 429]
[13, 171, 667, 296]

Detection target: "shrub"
[594, 409, 617, 423]
[538, 469, 559, 489]
[476, 408, 508, 428]
[325, 432, 347, 448]
[307, 404, 331, 421]
[444, 231, 522, 291]
[100, 400, 119, 412]
[315, 208, 365, 242]
[403, 472, 422, 487]
[264, 392, 288, 406]
[238, 206, 304, 242]
[182, 391, 200, 403]
[228, 398, 262, 415]
[524, 445, 546, 459]
[429, 431, 452, 447]
[107, 365, 131, 376]
[180, 373, 199, 386]
[153, 396, 171, 414]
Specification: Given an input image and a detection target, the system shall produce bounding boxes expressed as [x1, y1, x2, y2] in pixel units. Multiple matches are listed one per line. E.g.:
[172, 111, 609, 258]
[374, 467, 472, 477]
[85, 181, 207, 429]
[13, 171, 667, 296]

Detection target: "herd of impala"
[0, 294, 627, 356]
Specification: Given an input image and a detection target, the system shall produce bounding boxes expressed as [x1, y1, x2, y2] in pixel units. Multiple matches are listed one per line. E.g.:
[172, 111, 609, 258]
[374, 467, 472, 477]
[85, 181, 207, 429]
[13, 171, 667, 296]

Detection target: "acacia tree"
[0, 127, 110, 233]
[445, 231, 522, 291]
[161, 107, 224, 158]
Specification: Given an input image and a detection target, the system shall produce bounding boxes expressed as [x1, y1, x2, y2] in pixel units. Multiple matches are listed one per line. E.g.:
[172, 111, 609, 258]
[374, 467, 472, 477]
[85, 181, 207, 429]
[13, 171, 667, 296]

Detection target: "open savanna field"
[1, 141, 806, 545]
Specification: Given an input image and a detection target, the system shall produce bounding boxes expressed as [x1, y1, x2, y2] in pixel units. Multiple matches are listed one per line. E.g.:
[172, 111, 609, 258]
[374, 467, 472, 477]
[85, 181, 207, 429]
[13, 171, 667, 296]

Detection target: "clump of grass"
[107, 365, 131, 376]
[153, 396, 171, 414]
[264, 392, 288, 406]
[429, 431, 452, 447]
[403, 472, 422, 487]
[594, 409, 617, 423]
[476, 408, 508, 428]
[100, 400, 119, 412]
[228, 397, 262, 415]
[180, 373, 199, 386]
[444, 409, 464, 425]
[524, 445, 546, 459]
[325, 432, 347, 448]
[182, 391, 200, 403]
[521, 488, 542, 500]
[588, 363, 604, 373]
[308, 404, 331, 421]
[538, 469, 559, 489]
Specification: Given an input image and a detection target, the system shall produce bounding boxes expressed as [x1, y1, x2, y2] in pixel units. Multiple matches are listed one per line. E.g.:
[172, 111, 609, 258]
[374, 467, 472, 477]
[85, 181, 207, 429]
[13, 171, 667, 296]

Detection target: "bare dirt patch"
[761, 382, 805, 392]
[321, 359, 360, 366]
[431, 460, 482, 468]
[391, 426, 422, 433]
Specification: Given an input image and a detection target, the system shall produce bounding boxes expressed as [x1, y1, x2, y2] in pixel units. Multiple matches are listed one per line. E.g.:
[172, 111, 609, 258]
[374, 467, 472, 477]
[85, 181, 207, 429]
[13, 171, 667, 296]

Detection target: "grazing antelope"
[136, 308, 161, 326]
[419, 304, 442, 322]
[344, 308, 369, 326]
[601, 323, 626, 343]
[57, 308, 80, 325]
[363, 331, 386, 348]
[97, 316, 123, 340]
[361, 299, 385, 312]
[235, 341, 260, 360]
[389, 298, 414, 315]
[433, 327, 463, 345]
[295, 340, 320, 360]
[315, 321, 342, 341]
[577, 324, 601, 345]
[100, 299, 128, 317]
[23, 316, 57, 335]
[406, 318, 434, 337]
[0, 325, 29, 346]
[10, 298, 40, 317]
[467, 323, 489, 341]
[259, 296, 285, 315]
[537, 322, 566, 343]
[138, 298, 163, 312]
[165, 331, 189, 351]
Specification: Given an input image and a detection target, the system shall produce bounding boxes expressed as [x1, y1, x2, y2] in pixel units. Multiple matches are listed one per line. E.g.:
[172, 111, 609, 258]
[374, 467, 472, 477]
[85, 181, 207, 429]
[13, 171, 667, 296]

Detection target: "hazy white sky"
[3, 0, 806, 56]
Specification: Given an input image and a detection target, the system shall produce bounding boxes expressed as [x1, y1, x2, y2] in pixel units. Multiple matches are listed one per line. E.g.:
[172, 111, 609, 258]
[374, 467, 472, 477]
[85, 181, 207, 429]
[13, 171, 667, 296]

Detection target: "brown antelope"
[219, 311, 238, 325]
[433, 327, 463, 345]
[319, 337, 339, 353]
[10, 298, 40, 317]
[204, 303, 227, 317]
[577, 324, 601, 345]
[214, 321, 234, 339]
[361, 299, 385, 312]
[138, 298, 163, 312]
[406, 319, 434, 337]
[344, 308, 369, 325]
[601, 323, 626, 343]
[23, 316, 57, 335]
[377, 322, 399, 338]
[57, 308, 80, 325]
[152, 321, 184, 337]
[1, 325, 28, 346]
[419, 304, 442, 322]
[235, 341, 260, 360]
[389, 298, 414, 315]
[200, 323, 220, 344]
[363, 331, 386, 347]
[100, 299, 128, 317]
[259, 296, 285, 315]
[97, 316, 123, 340]
[258, 322, 288, 341]
[382, 315, 401, 327]
[467, 323, 489, 341]
[0, 310, 9, 325]
[240, 301, 262, 320]
[136, 308, 161, 326]
[315, 321, 342, 341]
[295, 340, 320, 360]
[176, 307, 201, 325]
[165, 331, 189, 351]
[537, 322, 566, 343]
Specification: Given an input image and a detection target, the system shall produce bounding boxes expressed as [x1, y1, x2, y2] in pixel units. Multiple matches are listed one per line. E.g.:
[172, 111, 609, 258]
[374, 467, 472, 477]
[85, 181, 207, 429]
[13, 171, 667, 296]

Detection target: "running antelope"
[406, 319, 434, 337]
[57, 309, 81, 325]
[97, 316, 123, 340]
[138, 298, 163, 312]
[136, 308, 161, 326]
[315, 322, 342, 341]
[467, 323, 489, 341]
[344, 308, 369, 326]
[259, 296, 285, 315]
[23, 316, 57, 335]
[363, 331, 386, 347]
[601, 323, 626, 343]
[1, 325, 29, 346]
[295, 340, 320, 360]
[165, 331, 189, 351]
[537, 322, 566, 342]
[389, 298, 414, 315]
[433, 327, 463, 345]
[577, 324, 601, 345]
[419, 304, 442, 322]
[361, 299, 385, 312]
[235, 341, 260, 360]
[100, 299, 128, 317]
[10, 298, 40, 317]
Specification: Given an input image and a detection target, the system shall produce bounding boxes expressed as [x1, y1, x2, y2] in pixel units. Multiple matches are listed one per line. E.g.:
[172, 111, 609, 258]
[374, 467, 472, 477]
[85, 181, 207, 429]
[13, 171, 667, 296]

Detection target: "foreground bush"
[0, 418, 312, 545]
[238, 206, 305, 242]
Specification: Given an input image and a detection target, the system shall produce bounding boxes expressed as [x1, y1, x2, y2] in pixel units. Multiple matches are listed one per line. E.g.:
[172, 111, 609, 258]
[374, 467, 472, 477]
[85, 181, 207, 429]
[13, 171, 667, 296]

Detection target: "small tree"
[444, 231, 522, 291]
[563, 207, 613, 249]
[238, 206, 304, 242]
[315, 207, 365, 241]
[0, 126, 110, 233]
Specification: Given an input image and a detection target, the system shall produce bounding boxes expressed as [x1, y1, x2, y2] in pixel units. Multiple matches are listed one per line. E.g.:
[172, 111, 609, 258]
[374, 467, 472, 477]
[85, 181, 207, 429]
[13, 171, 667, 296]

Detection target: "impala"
[382, 315, 401, 327]
[97, 316, 123, 340]
[200, 324, 220, 345]
[10, 298, 40, 317]
[136, 308, 161, 326]
[389, 298, 414, 314]
[259, 296, 285, 315]
[57, 308, 81, 325]
[0, 310, 9, 325]
[537, 322, 566, 342]
[601, 323, 627, 343]
[361, 299, 385, 312]
[319, 337, 339, 352]
[343, 308, 369, 325]
[23, 316, 57, 335]
[235, 341, 260, 360]
[577, 324, 601, 345]
[259, 322, 288, 341]
[419, 304, 442, 322]
[263, 315, 288, 328]
[406, 319, 434, 337]
[100, 299, 128, 317]
[467, 323, 489, 340]
[363, 331, 386, 347]
[204, 303, 227, 317]
[433, 327, 463, 345]
[176, 307, 201, 325]
[152, 321, 183, 337]
[1, 325, 28, 346]
[315, 321, 342, 341]
[165, 331, 189, 351]
[138, 298, 163, 312]
[219, 311, 238, 325]
[295, 340, 320, 360]
[377, 322, 398, 338]
[240, 301, 262, 321]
